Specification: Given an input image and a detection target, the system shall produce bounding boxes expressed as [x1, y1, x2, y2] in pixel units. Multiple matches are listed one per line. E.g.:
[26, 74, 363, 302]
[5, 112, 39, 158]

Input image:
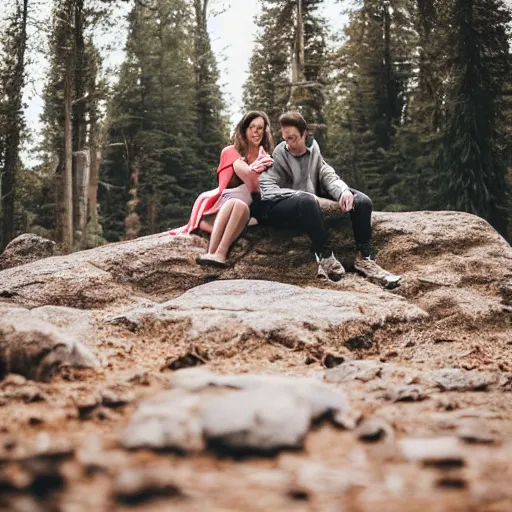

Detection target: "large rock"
[0, 308, 98, 381]
[0, 234, 55, 271]
[0, 208, 509, 333]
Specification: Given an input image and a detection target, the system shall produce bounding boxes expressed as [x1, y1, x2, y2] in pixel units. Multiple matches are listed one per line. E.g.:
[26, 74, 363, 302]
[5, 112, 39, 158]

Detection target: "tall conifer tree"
[324, 0, 414, 208]
[0, 0, 29, 250]
[443, 0, 510, 235]
[100, 0, 226, 241]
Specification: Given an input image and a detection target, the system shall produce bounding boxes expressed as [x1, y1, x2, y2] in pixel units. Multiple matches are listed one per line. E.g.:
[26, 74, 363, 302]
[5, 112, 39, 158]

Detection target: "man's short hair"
[279, 111, 308, 136]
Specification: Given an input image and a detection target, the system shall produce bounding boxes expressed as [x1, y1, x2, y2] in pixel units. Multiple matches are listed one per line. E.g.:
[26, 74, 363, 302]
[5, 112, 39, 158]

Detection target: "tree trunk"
[290, 0, 305, 108]
[88, 122, 100, 231]
[382, 0, 393, 148]
[1, 0, 29, 250]
[72, 0, 85, 243]
[124, 155, 141, 240]
[62, 56, 74, 253]
[73, 149, 90, 240]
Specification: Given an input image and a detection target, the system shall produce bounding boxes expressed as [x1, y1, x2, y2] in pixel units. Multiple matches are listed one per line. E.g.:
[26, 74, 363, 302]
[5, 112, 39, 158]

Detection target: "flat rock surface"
[110, 279, 427, 348]
[0, 209, 511, 511]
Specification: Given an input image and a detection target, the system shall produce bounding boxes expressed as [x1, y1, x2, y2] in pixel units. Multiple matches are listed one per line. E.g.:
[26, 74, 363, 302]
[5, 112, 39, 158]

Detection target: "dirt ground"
[1, 294, 512, 512]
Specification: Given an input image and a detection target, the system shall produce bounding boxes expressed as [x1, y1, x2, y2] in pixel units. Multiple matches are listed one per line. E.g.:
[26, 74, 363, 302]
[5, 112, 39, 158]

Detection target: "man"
[251, 111, 400, 288]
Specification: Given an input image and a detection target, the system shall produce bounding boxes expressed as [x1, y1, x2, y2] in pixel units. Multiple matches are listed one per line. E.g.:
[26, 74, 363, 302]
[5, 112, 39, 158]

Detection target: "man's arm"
[319, 159, 349, 202]
[258, 165, 299, 200]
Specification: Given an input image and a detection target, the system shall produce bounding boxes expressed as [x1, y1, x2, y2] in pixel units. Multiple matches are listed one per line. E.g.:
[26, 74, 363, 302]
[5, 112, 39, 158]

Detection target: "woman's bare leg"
[198, 220, 213, 233]
[207, 200, 236, 255]
[213, 199, 250, 261]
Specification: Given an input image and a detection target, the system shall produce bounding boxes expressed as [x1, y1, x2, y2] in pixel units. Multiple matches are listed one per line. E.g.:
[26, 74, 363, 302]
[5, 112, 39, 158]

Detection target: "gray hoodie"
[259, 139, 349, 202]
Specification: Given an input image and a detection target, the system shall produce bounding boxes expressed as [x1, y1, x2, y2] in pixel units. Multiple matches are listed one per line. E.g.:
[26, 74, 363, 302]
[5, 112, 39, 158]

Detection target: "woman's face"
[245, 116, 265, 148]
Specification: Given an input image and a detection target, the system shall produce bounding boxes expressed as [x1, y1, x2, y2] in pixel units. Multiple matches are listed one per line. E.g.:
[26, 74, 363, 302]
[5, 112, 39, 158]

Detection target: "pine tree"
[40, 0, 111, 251]
[0, 0, 29, 250]
[324, 0, 415, 208]
[443, 0, 511, 235]
[100, 0, 224, 241]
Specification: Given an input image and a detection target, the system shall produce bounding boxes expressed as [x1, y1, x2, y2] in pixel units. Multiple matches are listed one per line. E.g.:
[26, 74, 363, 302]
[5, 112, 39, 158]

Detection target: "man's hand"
[339, 190, 355, 212]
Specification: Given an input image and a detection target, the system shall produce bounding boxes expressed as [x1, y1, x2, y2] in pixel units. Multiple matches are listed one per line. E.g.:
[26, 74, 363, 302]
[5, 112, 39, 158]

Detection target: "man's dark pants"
[250, 189, 372, 258]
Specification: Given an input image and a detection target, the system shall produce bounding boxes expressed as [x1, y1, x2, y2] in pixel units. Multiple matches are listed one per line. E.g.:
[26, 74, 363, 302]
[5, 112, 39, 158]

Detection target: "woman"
[169, 111, 274, 267]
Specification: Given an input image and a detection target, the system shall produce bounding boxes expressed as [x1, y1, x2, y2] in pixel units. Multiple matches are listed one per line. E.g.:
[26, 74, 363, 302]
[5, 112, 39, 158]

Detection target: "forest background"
[0, 0, 511, 254]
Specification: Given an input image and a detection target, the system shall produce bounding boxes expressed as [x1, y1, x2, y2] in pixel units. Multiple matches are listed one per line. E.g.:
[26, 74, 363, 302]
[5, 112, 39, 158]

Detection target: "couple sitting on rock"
[170, 110, 400, 288]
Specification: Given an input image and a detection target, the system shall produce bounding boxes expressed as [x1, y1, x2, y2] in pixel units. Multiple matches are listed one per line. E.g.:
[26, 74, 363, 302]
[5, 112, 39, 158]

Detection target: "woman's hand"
[250, 154, 273, 174]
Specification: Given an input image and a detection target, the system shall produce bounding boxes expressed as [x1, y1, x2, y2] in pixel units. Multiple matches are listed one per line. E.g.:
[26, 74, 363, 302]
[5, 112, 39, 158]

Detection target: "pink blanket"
[169, 146, 241, 235]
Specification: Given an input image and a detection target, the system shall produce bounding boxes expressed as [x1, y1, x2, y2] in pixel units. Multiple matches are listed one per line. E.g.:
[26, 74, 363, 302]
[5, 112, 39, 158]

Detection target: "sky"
[23, 0, 349, 156]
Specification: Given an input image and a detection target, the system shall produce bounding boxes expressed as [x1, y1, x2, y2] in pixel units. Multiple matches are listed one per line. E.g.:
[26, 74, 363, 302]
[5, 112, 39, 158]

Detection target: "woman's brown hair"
[233, 111, 274, 157]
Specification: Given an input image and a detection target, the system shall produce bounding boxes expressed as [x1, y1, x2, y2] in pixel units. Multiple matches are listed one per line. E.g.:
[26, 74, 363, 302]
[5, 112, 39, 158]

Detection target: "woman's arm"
[233, 159, 260, 193]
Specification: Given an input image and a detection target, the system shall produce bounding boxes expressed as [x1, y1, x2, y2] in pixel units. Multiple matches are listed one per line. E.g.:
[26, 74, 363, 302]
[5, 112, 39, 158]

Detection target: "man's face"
[281, 125, 306, 155]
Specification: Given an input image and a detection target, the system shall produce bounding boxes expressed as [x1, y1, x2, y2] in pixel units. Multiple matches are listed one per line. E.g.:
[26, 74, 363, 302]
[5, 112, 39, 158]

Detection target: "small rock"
[321, 351, 347, 368]
[384, 384, 427, 402]
[123, 368, 350, 454]
[333, 409, 363, 430]
[1, 373, 27, 386]
[436, 396, 459, 411]
[0, 314, 98, 382]
[126, 368, 152, 386]
[28, 414, 44, 426]
[344, 334, 373, 351]
[435, 476, 467, 489]
[75, 393, 101, 419]
[8, 385, 46, 403]
[90, 406, 117, 421]
[457, 422, 496, 444]
[115, 468, 183, 505]
[356, 418, 392, 443]
[324, 360, 383, 384]
[431, 368, 499, 392]
[101, 387, 135, 408]
[399, 437, 465, 468]
[162, 347, 209, 371]
[0, 234, 55, 271]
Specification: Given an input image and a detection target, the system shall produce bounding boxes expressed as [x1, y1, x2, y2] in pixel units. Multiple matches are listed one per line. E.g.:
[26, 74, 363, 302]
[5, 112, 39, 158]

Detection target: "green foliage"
[442, 0, 511, 236]
[324, 0, 511, 239]
[324, 0, 417, 208]
[99, 0, 227, 241]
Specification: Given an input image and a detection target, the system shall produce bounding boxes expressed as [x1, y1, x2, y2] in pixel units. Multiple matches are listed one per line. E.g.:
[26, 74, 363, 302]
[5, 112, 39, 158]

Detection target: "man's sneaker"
[353, 254, 401, 289]
[316, 252, 345, 282]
